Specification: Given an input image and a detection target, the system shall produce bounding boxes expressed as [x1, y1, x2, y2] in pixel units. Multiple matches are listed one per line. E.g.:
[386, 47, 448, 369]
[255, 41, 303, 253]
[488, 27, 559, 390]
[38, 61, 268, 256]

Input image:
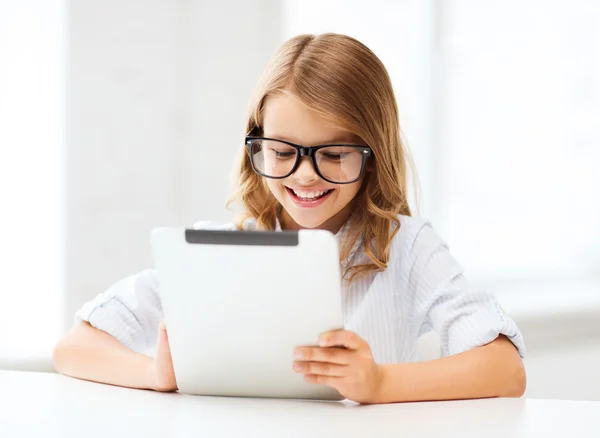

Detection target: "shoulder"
[386, 215, 463, 294]
[389, 215, 449, 263]
[192, 218, 258, 231]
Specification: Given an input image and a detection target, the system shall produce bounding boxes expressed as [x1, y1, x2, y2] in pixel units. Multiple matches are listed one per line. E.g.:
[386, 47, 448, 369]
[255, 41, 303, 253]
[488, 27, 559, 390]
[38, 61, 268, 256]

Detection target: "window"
[437, 0, 600, 286]
[0, 0, 65, 357]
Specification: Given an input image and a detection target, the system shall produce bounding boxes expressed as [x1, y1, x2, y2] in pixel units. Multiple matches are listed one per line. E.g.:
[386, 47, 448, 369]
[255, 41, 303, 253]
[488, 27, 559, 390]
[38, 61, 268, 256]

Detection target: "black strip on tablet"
[184, 229, 299, 246]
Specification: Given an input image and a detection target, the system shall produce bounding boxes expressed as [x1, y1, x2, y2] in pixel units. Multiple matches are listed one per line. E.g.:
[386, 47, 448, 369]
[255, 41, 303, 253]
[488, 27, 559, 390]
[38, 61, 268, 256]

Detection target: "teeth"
[292, 189, 328, 199]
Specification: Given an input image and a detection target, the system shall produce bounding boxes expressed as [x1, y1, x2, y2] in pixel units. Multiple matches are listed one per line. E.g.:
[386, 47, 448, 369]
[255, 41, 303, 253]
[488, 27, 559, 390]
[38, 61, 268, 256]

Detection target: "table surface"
[1, 370, 599, 438]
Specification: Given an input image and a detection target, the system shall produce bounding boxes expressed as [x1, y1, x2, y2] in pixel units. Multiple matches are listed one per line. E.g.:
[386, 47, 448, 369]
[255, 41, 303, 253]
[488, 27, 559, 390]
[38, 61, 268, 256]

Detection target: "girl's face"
[261, 92, 364, 233]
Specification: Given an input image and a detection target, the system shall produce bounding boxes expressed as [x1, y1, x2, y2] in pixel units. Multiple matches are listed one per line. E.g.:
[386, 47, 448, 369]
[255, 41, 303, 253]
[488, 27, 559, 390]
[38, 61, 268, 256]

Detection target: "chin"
[292, 217, 326, 230]
[284, 208, 328, 229]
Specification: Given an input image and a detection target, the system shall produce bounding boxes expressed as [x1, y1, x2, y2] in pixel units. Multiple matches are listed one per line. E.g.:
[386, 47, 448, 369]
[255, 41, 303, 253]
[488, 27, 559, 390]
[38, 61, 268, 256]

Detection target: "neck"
[279, 202, 354, 234]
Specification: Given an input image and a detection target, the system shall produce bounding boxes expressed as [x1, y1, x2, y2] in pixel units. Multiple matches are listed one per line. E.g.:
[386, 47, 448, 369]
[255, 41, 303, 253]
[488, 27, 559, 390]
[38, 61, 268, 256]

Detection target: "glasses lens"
[249, 139, 298, 177]
[315, 146, 365, 183]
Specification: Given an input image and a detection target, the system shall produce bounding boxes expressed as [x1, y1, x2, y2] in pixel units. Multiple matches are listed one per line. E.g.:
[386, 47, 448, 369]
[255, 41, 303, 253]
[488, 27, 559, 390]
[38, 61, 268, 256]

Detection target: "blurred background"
[1, 0, 598, 400]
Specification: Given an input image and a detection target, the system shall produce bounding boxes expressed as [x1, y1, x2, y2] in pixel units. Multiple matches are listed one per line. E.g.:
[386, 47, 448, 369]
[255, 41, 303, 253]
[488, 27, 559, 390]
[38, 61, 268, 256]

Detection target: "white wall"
[65, 0, 282, 329]
[0, 0, 65, 359]
[517, 310, 600, 401]
[524, 340, 600, 402]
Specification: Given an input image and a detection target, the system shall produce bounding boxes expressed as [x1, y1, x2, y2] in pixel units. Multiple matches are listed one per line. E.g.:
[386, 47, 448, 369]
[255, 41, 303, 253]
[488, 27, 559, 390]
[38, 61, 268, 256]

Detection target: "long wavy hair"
[228, 33, 416, 281]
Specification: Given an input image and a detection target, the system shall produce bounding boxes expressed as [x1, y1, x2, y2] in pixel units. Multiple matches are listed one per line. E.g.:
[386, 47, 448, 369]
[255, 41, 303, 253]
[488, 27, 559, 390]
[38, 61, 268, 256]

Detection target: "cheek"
[336, 182, 362, 204]
[265, 179, 285, 199]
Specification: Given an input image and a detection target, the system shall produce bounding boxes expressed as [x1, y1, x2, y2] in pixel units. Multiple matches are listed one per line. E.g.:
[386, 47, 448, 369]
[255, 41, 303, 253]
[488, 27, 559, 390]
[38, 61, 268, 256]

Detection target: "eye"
[272, 150, 296, 159]
[322, 152, 349, 160]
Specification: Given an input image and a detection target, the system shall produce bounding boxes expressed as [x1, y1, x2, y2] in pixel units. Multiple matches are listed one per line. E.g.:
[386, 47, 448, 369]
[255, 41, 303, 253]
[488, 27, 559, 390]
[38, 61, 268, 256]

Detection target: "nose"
[292, 156, 319, 183]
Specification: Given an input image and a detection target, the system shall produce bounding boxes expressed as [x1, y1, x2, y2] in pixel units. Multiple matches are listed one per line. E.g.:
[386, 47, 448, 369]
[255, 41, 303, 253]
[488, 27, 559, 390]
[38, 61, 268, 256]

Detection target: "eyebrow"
[263, 134, 360, 145]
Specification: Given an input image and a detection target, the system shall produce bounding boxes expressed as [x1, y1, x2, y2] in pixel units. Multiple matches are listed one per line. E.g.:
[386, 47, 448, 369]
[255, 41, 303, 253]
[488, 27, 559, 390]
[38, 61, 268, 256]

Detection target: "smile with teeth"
[287, 187, 333, 200]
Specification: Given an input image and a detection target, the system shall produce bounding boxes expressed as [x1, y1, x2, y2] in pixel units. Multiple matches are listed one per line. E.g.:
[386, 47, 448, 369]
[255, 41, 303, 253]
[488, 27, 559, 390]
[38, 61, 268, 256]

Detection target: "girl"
[53, 33, 526, 404]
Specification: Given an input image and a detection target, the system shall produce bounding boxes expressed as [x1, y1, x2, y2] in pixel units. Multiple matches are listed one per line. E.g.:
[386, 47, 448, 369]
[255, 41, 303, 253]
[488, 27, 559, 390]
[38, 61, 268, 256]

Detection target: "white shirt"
[75, 215, 526, 362]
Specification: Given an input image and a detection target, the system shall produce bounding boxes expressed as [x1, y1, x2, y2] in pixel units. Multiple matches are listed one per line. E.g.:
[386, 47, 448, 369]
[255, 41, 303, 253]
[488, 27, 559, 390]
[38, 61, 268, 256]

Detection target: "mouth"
[285, 186, 334, 208]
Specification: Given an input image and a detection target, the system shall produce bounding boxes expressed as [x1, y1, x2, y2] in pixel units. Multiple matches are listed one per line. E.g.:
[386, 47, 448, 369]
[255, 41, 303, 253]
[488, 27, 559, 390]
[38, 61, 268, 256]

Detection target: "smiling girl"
[54, 33, 526, 404]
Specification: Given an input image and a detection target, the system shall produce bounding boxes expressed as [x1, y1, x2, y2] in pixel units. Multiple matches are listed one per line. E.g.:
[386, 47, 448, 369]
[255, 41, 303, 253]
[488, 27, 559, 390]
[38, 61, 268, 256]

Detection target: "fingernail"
[293, 362, 302, 371]
[294, 349, 303, 359]
[319, 339, 327, 347]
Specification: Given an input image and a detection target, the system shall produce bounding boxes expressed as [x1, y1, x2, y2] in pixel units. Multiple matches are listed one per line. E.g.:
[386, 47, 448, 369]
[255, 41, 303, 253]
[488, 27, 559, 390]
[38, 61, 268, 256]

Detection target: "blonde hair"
[229, 33, 416, 281]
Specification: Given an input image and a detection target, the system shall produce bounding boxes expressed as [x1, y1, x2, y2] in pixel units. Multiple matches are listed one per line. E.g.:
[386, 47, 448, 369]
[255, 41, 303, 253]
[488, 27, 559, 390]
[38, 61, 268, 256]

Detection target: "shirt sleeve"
[74, 220, 236, 354]
[75, 269, 163, 354]
[409, 222, 526, 358]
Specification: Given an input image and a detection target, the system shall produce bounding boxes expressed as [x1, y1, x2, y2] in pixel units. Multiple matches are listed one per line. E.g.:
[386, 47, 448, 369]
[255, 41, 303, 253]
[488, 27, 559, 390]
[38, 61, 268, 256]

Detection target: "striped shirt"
[75, 214, 526, 362]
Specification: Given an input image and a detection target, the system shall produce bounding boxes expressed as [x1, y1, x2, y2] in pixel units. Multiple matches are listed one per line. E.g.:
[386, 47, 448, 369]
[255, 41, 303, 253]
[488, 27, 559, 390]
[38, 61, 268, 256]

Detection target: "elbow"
[53, 321, 92, 376]
[53, 331, 82, 376]
[502, 359, 527, 398]
[52, 338, 70, 375]
[489, 335, 527, 398]
[513, 361, 527, 397]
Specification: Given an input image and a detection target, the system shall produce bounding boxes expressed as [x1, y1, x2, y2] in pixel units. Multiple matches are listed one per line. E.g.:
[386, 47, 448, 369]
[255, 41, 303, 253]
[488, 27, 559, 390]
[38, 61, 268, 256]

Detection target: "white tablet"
[150, 227, 345, 400]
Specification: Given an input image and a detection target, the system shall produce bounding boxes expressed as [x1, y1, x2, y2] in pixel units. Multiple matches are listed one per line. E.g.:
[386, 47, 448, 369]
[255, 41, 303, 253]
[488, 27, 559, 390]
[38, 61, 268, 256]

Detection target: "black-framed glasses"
[245, 136, 372, 184]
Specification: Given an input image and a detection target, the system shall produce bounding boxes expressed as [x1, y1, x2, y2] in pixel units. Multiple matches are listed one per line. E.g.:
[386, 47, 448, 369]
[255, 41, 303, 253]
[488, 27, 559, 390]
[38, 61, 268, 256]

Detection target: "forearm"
[376, 335, 526, 403]
[53, 322, 156, 390]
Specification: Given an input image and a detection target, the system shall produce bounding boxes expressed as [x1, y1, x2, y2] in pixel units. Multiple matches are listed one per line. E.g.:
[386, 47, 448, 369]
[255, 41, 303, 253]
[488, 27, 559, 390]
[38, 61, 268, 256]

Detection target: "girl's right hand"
[153, 320, 178, 392]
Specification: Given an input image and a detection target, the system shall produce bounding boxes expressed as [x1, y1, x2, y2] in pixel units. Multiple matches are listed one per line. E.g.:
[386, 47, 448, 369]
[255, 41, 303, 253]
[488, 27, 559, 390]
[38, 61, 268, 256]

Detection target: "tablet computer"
[150, 227, 344, 400]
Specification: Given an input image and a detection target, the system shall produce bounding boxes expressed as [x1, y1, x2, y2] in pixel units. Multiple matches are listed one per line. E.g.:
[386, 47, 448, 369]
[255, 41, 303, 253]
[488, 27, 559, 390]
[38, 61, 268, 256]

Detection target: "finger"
[293, 361, 348, 377]
[157, 322, 171, 353]
[159, 320, 168, 336]
[318, 330, 364, 350]
[304, 374, 342, 387]
[294, 347, 353, 364]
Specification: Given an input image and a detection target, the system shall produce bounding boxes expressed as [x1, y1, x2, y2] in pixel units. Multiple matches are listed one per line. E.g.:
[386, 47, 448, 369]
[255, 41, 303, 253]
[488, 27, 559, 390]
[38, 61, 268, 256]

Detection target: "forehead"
[262, 91, 360, 146]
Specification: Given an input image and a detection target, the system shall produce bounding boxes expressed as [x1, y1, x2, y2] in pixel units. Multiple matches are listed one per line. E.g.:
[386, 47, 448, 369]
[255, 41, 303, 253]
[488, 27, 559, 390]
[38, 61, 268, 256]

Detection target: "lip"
[285, 186, 334, 208]
[285, 186, 333, 192]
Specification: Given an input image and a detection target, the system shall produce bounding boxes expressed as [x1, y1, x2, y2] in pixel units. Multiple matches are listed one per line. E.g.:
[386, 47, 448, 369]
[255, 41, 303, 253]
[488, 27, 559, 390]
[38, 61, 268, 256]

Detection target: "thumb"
[154, 320, 177, 392]
[158, 320, 171, 352]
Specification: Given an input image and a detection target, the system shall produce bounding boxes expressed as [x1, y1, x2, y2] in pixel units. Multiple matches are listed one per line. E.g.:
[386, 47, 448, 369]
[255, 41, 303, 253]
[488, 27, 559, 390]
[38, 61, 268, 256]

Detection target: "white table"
[1, 370, 599, 437]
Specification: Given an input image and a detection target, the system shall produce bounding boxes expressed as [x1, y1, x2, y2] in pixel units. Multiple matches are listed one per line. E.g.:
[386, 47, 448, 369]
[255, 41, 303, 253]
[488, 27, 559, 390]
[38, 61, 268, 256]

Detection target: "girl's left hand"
[293, 330, 384, 404]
